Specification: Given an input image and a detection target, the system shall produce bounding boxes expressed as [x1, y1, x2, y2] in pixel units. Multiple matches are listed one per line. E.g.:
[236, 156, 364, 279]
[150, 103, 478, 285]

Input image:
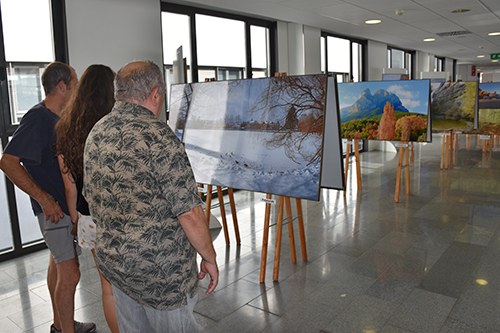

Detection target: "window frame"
[321, 31, 366, 82]
[0, 0, 68, 262]
[161, 3, 276, 84]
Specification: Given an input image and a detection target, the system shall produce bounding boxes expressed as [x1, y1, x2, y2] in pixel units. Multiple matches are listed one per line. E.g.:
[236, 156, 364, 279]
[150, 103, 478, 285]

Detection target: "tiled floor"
[1, 134, 500, 333]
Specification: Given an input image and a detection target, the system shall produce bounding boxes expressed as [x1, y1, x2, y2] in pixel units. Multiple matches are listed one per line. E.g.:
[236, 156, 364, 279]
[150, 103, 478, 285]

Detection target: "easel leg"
[440, 134, 446, 170]
[395, 147, 404, 203]
[447, 131, 453, 169]
[354, 140, 362, 191]
[227, 188, 241, 245]
[205, 185, 213, 225]
[216, 186, 230, 245]
[259, 193, 272, 284]
[344, 142, 351, 197]
[284, 197, 296, 264]
[405, 146, 410, 196]
[273, 196, 285, 282]
[295, 198, 307, 262]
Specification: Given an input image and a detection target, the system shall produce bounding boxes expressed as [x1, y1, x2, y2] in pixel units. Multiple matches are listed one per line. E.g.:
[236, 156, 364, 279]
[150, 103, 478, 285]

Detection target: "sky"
[338, 80, 431, 115]
[479, 82, 500, 94]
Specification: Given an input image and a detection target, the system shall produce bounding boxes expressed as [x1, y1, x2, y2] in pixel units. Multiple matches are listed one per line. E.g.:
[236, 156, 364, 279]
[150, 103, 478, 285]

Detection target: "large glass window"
[434, 56, 444, 72]
[351, 42, 362, 82]
[196, 14, 246, 80]
[323, 34, 364, 82]
[250, 25, 269, 78]
[391, 49, 405, 69]
[161, 4, 275, 114]
[327, 36, 350, 74]
[388, 47, 414, 79]
[0, 0, 61, 259]
[1, 0, 54, 125]
[0, 143, 13, 253]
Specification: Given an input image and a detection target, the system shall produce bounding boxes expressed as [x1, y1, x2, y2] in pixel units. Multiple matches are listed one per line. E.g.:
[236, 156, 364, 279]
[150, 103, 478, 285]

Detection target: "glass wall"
[388, 47, 414, 79]
[161, 3, 275, 117]
[322, 33, 365, 82]
[0, 0, 63, 260]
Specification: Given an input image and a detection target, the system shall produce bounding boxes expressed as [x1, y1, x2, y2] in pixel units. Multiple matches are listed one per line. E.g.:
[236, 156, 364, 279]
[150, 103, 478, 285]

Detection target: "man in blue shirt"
[0, 62, 96, 333]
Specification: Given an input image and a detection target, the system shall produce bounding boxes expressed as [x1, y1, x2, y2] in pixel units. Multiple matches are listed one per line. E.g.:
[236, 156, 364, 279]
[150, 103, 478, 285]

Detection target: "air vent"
[436, 30, 471, 37]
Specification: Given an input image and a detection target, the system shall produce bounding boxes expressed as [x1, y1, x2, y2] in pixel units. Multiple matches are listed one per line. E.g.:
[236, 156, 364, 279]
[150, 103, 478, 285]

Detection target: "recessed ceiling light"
[492, 60, 499, 63]
[451, 8, 470, 14]
[488, 32, 500, 36]
[477, 55, 486, 58]
[475, 279, 488, 286]
[365, 19, 382, 25]
[423, 38, 435, 42]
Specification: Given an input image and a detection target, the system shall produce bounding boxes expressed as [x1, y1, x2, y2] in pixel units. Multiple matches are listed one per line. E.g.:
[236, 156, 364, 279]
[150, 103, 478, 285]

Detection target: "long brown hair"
[56, 64, 115, 179]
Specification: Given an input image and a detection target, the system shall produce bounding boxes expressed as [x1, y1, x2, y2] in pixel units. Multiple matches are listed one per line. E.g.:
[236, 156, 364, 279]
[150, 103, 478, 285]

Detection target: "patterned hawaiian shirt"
[83, 101, 202, 310]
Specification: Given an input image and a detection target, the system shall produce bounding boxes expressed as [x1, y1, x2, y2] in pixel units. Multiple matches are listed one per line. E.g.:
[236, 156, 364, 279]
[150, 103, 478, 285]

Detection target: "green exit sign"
[491, 53, 500, 60]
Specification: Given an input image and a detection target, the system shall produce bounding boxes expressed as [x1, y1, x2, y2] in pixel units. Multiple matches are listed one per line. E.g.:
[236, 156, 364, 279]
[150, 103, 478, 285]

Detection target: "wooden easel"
[394, 142, 411, 203]
[259, 194, 307, 283]
[343, 139, 362, 196]
[200, 184, 241, 245]
[440, 130, 460, 169]
[259, 71, 307, 282]
[479, 134, 493, 161]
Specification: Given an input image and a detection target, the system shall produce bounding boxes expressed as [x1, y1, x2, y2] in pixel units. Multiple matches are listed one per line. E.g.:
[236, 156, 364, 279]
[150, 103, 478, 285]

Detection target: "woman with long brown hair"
[55, 64, 119, 333]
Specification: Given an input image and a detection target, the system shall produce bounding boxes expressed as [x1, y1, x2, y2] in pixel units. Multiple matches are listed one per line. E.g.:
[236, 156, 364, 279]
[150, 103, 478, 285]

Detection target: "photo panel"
[168, 83, 193, 140]
[178, 74, 328, 201]
[338, 80, 431, 142]
[479, 108, 500, 135]
[478, 82, 500, 109]
[430, 81, 478, 131]
[320, 76, 345, 190]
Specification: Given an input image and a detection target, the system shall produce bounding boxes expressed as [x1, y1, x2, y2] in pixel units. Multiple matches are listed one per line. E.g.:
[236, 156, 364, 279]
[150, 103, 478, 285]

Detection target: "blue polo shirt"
[4, 102, 68, 216]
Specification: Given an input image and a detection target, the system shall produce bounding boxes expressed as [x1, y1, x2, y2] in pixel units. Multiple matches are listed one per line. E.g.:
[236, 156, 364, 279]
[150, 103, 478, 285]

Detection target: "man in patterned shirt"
[83, 60, 218, 333]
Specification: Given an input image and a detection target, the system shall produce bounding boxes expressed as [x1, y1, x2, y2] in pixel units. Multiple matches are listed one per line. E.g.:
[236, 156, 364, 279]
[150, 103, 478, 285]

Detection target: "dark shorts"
[37, 213, 81, 263]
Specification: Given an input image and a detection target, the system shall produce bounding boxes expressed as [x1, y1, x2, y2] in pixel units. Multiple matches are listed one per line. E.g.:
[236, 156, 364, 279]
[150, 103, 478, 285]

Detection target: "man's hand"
[40, 195, 64, 224]
[198, 259, 219, 295]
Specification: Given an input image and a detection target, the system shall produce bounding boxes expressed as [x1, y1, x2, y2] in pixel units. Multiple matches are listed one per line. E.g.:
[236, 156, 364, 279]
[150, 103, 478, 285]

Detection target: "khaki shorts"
[37, 213, 81, 263]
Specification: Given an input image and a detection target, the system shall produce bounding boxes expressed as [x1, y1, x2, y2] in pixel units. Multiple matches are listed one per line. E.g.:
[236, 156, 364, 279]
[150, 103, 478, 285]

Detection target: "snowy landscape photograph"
[180, 75, 327, 201]
[338, 80, 431, 142]
[168, 83, 193, 140]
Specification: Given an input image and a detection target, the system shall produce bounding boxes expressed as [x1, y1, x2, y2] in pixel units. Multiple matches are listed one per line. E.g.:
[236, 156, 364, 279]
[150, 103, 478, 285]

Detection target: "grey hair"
[114, 60, 165, 102]
[41, 61, 73, 95]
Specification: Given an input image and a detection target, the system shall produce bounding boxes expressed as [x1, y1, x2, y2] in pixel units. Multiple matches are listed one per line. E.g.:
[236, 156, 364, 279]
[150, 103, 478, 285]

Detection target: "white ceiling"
[163, 0, 500, 72]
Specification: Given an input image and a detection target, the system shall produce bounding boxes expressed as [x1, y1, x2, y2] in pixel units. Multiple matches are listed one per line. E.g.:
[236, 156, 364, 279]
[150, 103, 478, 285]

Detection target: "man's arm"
[0, 153, 64, 223]
[178, 205, 218, 295]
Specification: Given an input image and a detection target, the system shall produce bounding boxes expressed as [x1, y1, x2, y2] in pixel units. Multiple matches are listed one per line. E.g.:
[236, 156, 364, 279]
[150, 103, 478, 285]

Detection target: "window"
[322, 33, 365, 82]
[196, 14, 246, 80]
[388, 47, 414, 79]
[161, 3, 275, 114]
[7, 63, 45, 124]
[435, 56, 445, 72]
[327, 36, 350, 74]
[1, 0, 54, 125]
[0, 0, 65, 259]
[250, 25, 269, 78]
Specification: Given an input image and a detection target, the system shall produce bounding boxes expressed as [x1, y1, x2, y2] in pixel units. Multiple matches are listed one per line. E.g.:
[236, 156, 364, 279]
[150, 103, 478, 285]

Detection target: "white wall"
[445, 57, 454, 80]
[457, 64, 478, 82]
[65, 0, 163, 76]
[276, 21, 289, 74]
[286, 23, 304, 75]
[366, 40, 387, 81]
[415, 51, 431, 74]
[303, 25, 321, 75]
[481, 72, 500, 82]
